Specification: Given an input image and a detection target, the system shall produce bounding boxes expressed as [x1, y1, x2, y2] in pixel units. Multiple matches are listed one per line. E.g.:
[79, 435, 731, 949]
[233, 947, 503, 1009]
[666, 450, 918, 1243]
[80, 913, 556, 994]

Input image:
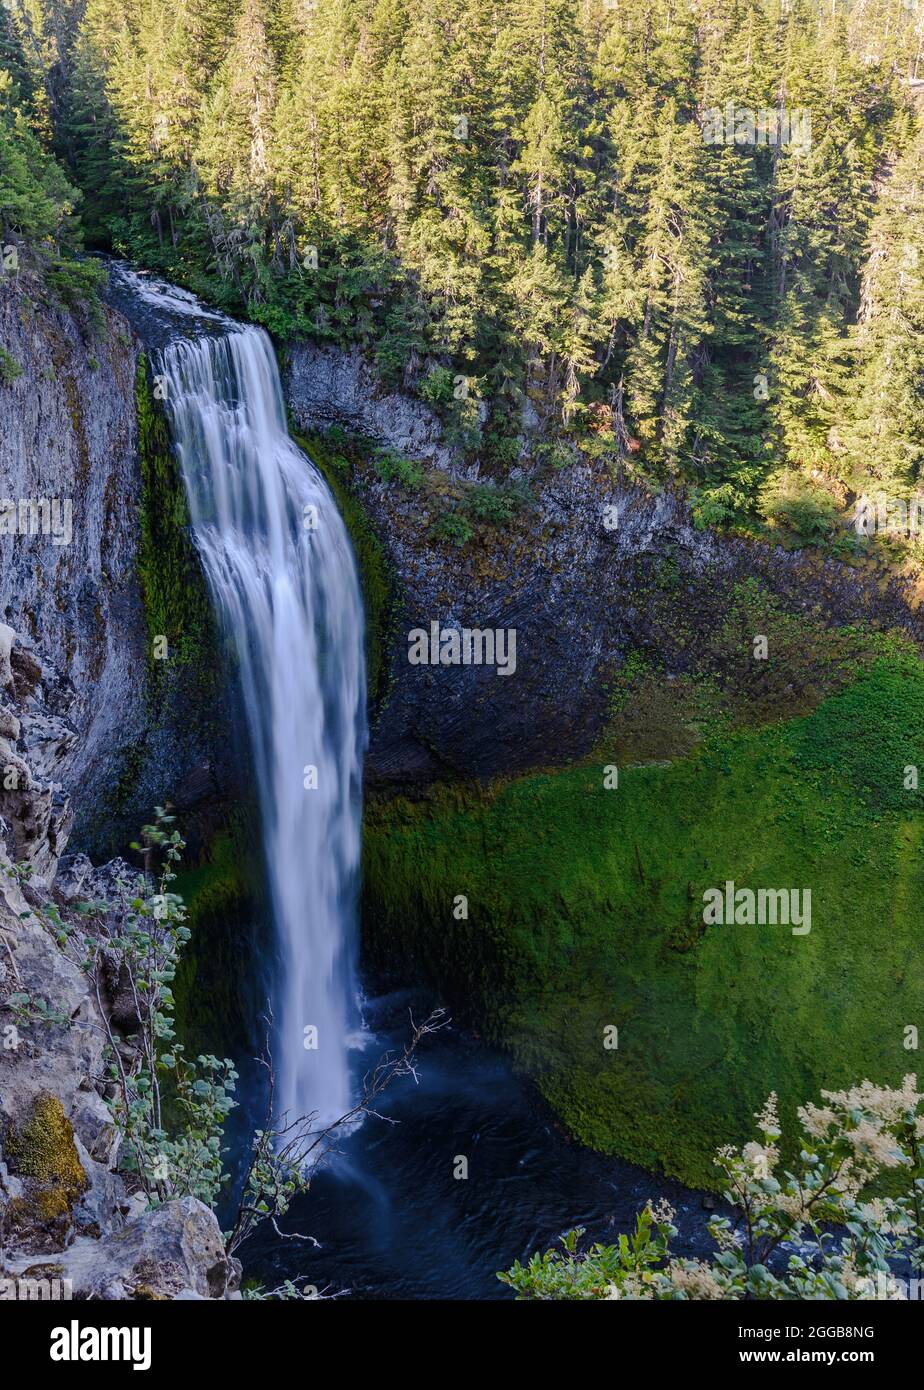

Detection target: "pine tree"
[844, 124, 924, 493]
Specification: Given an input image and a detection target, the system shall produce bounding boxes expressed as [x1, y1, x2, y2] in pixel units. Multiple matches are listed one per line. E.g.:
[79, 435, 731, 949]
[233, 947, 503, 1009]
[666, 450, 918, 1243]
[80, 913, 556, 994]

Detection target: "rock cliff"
[0, 261, 241, 858]
[284, 339, 924, 785]
[0, 625, 239, 1299]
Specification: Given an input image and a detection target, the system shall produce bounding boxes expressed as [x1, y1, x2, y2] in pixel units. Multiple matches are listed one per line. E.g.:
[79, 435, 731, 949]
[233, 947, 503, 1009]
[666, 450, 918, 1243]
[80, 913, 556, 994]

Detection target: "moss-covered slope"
[363, 647, 924, 1189]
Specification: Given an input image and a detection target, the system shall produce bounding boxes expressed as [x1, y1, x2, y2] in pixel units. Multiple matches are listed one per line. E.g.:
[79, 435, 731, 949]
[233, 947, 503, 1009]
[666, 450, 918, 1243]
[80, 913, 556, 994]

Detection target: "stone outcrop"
[0, 627, 239, 1300]
[1, 1197, 241, 1301]
[284, 340, 454, 470]
[285, 362, 924, 785]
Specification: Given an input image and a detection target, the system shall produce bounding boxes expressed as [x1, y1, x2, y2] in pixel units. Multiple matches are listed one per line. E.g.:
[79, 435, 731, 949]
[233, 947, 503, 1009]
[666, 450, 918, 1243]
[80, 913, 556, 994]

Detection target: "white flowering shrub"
[500, 1079, 924, 1299]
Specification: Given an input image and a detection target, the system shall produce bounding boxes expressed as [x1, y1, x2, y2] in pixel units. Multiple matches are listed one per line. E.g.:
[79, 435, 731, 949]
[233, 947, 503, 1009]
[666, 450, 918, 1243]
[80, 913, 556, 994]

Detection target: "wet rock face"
[0, 273, 150, 847]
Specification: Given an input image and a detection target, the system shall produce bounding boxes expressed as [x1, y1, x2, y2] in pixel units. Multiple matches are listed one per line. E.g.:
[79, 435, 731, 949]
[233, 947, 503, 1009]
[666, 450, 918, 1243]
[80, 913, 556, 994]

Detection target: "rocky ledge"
[283, 338, 924, 786]
[0, 626, 239, 1300]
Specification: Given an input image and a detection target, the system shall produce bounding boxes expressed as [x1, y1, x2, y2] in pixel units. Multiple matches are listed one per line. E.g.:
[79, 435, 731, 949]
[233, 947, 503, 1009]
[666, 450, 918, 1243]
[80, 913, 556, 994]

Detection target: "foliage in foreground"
[42, 809, 440, 1296]
[501, 1079, 924, 1299]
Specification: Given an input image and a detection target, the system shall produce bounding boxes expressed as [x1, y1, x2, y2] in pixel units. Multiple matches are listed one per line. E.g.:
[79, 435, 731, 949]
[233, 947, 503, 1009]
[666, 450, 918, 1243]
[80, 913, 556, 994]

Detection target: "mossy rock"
[170, 813, 268, 1066]
[135, 354, 219, 688]
[4, 1094, 88, 1247]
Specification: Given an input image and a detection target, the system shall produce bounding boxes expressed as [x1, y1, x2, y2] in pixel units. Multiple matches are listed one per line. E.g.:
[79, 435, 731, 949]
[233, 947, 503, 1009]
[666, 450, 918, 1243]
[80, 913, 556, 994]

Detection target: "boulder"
[1, 1197, 241, 1301]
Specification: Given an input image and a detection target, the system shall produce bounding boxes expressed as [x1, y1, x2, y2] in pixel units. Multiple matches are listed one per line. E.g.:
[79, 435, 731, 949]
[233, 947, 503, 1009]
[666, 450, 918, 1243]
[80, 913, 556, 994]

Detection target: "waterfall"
[117, 268, 367, 1130]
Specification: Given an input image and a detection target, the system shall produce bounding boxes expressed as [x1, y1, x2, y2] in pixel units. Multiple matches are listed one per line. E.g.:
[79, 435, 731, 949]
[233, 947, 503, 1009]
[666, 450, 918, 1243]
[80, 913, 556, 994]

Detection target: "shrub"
[431, 511, 474, 547]
[759, 469, 841, 541]
[501, 1076, 924, 1299]
[483, 431, 522, 467]
[372, 448, 425, 490]
[419, 365, 456, 408]
[0, 344, 22, 385]
[689, 483, 739, 530]
[463, 478, 533, 527]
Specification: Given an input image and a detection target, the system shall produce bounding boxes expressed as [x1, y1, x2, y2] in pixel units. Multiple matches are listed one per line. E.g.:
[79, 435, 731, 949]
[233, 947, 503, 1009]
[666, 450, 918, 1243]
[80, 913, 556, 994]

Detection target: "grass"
[362, 648, 924, 1189]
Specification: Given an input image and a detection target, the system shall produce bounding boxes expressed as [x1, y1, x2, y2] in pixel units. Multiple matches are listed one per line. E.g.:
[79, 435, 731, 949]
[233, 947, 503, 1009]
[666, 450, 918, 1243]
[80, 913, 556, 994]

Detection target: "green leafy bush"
[0, 345, 22, 385]
[372, 448, 425, 490]
[432, 511, 474, 547]
[465, 479, 532, 526]
[690, 483, 739, 530]
[501, 1078, 924, 1299]
[419, 366, 456, 408]
[759, 470, 841, 541]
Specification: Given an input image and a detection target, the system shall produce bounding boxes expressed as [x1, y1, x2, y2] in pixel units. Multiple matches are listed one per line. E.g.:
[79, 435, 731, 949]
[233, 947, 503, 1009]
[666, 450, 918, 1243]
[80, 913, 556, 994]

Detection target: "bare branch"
[225, 1007, 448, 1257]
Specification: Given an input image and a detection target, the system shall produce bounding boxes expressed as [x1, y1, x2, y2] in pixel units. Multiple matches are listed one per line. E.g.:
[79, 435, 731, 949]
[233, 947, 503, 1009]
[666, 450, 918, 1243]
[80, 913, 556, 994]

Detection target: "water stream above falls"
[106, 264, 710, 1298]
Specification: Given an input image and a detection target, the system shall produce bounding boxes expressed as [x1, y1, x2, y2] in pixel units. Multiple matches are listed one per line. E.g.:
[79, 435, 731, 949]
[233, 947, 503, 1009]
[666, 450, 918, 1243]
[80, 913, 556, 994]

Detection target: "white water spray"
[117, 268, 367, 1129]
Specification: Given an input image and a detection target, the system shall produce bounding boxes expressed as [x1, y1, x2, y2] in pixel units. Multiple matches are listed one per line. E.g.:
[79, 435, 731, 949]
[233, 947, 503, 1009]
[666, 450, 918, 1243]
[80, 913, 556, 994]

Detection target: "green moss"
[792, 652, 924, 810]
[293, 430, 397, 711]
[5, 1093, 88, 1201]
[135, 354, 219, 686]
[109, 738, 148, 816]
[602, 582, 911, 765]
[0, 344, 22, 385]
[363, 650, 924, 1189]
[63, 373, 90, 484]
[170, 815, 265, 1063]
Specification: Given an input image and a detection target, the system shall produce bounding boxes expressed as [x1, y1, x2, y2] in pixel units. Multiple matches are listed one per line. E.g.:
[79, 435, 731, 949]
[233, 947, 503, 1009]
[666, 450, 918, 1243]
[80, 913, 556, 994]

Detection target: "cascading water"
[103, 265, 711, 1300]
[114, 267, 367, 1130]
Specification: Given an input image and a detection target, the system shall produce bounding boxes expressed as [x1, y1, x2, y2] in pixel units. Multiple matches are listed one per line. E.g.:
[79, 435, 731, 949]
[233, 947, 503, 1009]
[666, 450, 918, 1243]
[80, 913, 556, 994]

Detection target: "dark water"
[241, 988, 717, 1300]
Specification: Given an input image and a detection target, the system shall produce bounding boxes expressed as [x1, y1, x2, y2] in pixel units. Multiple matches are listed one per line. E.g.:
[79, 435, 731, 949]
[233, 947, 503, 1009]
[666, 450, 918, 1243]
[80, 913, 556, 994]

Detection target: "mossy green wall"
[135, 354, 221, 691]
[171, 812, 269, 1063]
[363, 649, 924, 1190]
